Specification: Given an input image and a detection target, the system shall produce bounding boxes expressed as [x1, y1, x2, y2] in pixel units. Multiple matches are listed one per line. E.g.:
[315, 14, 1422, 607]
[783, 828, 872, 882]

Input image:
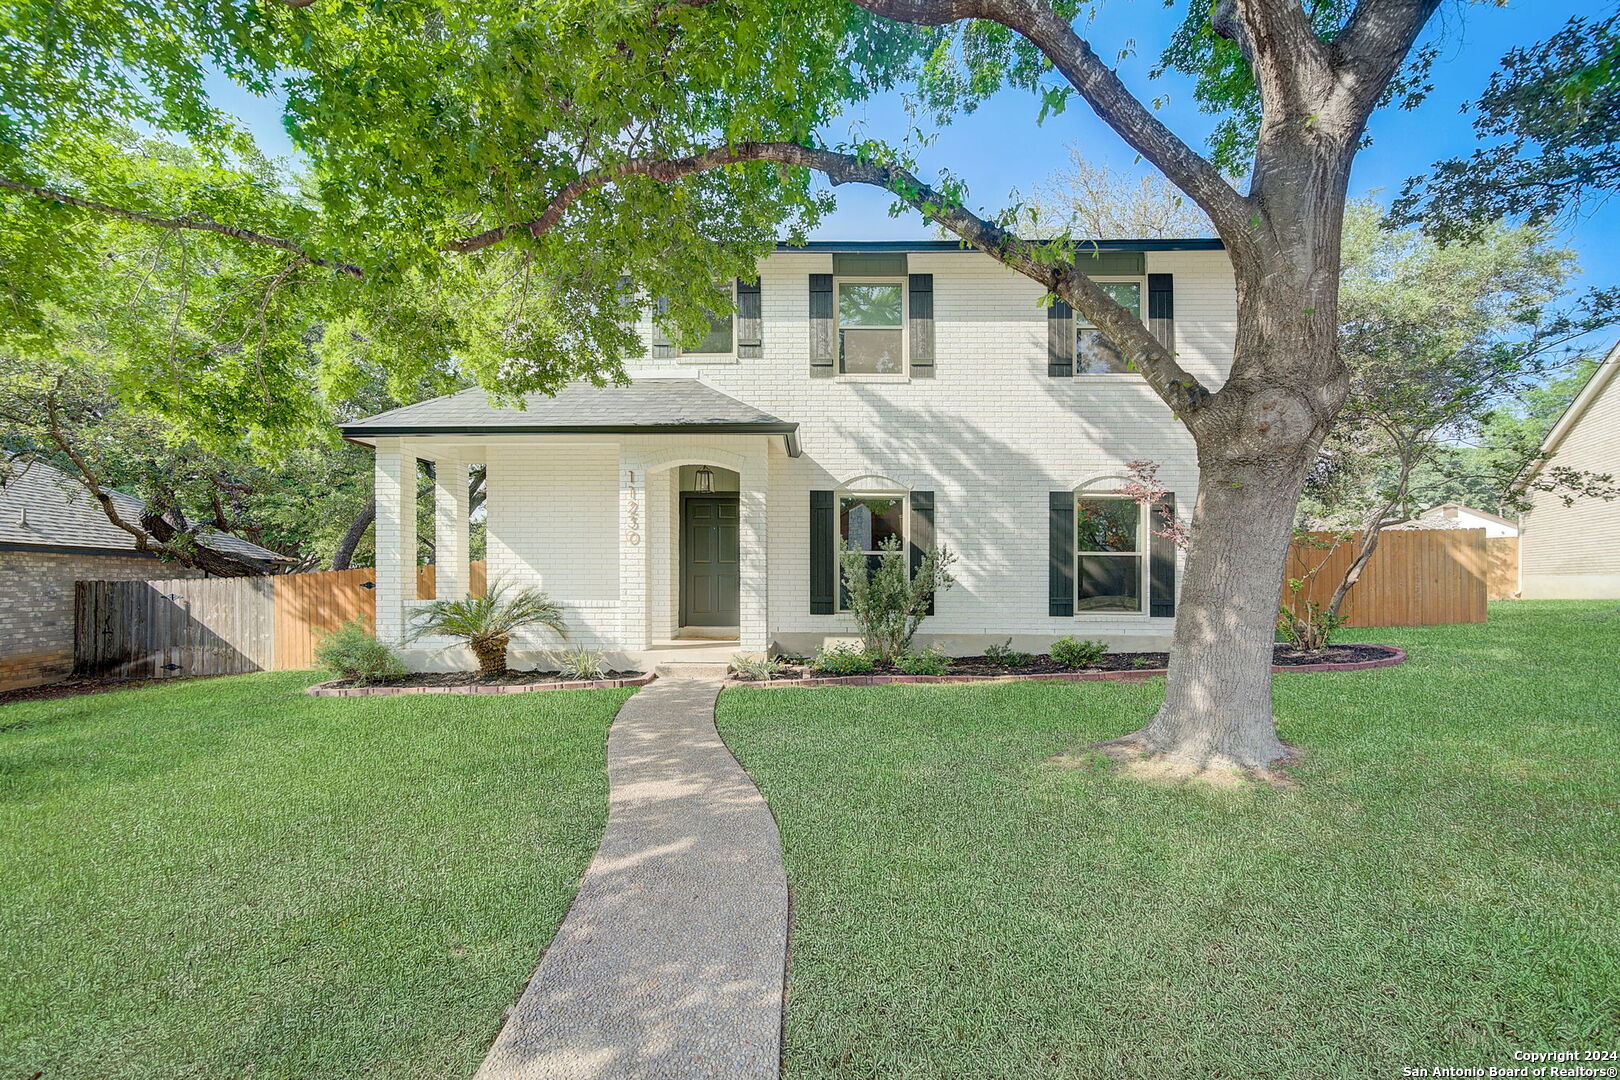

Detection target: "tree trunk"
[1111, 452, 1309, 769]
[332, 498, 375, 571]
[471, 634, 508, 676]
[1325, 454, 1415, 621]
[1109, 247, 1349, 772]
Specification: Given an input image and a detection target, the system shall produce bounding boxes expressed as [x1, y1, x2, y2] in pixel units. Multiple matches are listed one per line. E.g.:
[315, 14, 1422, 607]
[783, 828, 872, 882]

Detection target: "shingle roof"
[0, 460, 291, 563]
[340, 380, 800, 453]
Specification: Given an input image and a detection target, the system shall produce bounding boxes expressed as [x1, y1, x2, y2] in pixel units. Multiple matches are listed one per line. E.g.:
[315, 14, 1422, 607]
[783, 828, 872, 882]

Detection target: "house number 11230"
[624, 470, 641, 546]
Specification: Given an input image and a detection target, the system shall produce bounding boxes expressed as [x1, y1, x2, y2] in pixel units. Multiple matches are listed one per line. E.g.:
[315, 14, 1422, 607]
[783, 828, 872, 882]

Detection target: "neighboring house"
[342, 239, 1234, 668]
[0, 461, 289, 690]
[1518, 344, 1620, 599]
[1390, 504, 1519, 538]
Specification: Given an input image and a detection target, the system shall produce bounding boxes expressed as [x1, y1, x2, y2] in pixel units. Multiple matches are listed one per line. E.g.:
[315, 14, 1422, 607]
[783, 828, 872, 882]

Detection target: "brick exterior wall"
[372, 248, 1238, 668]
[0, 550, 202, 690]
[1521, 358, 1620, 598]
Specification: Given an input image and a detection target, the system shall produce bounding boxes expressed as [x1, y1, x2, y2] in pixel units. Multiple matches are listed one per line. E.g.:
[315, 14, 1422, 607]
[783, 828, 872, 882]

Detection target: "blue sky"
[212, 0, 1617, 294]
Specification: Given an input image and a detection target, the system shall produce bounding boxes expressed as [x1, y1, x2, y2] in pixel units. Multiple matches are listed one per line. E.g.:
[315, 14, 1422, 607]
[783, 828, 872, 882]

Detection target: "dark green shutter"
[909, 490, 935, 615]
[1047, 299, 1073, 378]
[909, 274, 934, 378]
[1148, 274, 1174, 352]
[736, 278, 762, 358]
[1149, 493, 1177, 618]
[810, 490, 836, 613]
[650, 297, 675, 358]
[809, 275, 834, 376]
[1049, 491, 1074, 616]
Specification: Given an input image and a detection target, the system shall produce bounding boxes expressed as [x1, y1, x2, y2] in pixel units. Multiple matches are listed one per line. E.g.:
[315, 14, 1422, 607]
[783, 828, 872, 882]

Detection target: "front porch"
[366, 432, 785, 672]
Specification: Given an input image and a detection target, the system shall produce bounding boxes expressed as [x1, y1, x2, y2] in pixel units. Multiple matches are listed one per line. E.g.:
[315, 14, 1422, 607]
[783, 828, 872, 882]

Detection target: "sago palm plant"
[407, 579, 567, 676]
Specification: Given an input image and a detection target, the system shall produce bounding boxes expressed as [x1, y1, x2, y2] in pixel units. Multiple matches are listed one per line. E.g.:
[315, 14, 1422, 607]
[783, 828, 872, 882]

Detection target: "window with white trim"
[839, 493, 907, 609]
[1075, 495, 1146, 613]
[837, 280, 905, 374]
[685, 281, 735, 356]
[1075, 279, 1144, 374]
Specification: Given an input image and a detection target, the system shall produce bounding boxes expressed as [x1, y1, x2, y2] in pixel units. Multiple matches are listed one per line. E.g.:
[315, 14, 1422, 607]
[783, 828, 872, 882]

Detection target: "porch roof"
[341, 379, 800, 456]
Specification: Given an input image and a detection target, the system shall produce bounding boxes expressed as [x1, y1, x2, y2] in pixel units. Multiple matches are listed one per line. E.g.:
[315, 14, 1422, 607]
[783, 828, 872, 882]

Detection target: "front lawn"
[0, 672, 631, 1079]
[717, 600, 1620, 1079]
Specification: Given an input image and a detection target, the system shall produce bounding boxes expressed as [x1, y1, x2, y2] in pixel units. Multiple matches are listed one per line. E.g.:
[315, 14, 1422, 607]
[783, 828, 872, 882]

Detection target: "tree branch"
[0, 176, 364, 278]
[845, 0, 1257, 249]
[39, 395, 266, 576]
[448, 140, 1213, 412]
[1329, 0, 1445, 123]
[1225, 0, 1335, 124]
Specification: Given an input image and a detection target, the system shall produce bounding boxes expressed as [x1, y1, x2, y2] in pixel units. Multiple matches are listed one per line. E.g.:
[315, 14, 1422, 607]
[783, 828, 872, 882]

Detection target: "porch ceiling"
[340, 380, 800, 456]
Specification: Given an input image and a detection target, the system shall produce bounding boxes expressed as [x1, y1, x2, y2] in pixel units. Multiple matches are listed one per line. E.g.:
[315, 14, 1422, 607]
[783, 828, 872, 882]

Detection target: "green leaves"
[1392, 9, 1620, 241]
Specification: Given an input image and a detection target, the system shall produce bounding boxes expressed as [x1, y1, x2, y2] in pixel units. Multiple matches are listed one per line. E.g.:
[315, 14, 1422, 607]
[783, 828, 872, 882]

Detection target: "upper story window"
[1076, 279, 1144, 375]
[838, 280, 905, 374]
[686, 282, 735, 356]
[649, 283, 736, 359]
[1075, 495, 1146, 613]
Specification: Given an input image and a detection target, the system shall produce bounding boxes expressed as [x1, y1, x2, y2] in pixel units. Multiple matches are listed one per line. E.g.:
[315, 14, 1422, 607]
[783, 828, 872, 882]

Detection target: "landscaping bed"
[735, 642, 1402, 684]
[0, 674, 219, 707]
[309, 668, 652, 696]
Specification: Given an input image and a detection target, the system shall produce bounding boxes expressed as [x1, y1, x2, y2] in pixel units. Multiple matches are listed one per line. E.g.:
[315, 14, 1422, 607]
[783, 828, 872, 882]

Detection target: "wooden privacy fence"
[1486, 537, 1520, 601]
[1282, 528, 1488, 627]
[76, 561, 489, 678]
[75, 577, 276, 679]
[273, 561, 488, 669]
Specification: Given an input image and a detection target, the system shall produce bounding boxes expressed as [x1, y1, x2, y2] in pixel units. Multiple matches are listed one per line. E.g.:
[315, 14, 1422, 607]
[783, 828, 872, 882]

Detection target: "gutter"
[774, 238, 1226, 253]
[339, 422, 803, 457]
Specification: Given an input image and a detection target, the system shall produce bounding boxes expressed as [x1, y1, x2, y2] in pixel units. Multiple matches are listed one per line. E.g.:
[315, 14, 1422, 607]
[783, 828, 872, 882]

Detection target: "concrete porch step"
[654, 661, 732, 680]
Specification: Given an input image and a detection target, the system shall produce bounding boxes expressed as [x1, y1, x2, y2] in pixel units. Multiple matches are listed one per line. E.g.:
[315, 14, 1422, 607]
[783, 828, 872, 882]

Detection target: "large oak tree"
[3, 0, 1555, 770]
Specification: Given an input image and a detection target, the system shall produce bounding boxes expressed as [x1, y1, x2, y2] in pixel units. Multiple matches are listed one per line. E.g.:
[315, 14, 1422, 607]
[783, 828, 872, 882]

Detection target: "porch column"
[738, 444, 769, 652]
[374, 438, 416, 645]
[433, 450, 470, 599]
[618, 451, 650, 650]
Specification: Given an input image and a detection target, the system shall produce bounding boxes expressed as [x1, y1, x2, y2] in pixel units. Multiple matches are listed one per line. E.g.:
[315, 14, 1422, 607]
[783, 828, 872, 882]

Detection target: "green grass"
[717, 600, 1620, 1079]
[0, 672, 632, 1080]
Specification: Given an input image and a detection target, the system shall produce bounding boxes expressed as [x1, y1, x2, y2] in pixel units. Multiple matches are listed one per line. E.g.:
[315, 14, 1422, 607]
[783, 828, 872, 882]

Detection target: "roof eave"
[773, 238, 1225, 252]
[1517, 343, 1620, 489]
[339, 421, 803, 457]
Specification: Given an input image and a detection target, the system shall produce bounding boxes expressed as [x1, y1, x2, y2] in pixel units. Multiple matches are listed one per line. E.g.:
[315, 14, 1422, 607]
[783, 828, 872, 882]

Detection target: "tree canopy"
[4, 0, 1608, 769]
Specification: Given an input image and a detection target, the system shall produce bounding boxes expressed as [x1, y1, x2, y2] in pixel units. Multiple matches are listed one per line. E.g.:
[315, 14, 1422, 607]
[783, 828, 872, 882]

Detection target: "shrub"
[407, 578, 566, 675]
[839, 535, 956, 665]
[984, 638, 1033, 667]
[1051, 636, 1107, 669]
[810, 642, 875, 676]
[556, 647, 607, 681]
[895, 645, 950, 676]
[1277, 588, 1347, 653]
[729, 653, 784, 681]
[314, 620, 406, 684]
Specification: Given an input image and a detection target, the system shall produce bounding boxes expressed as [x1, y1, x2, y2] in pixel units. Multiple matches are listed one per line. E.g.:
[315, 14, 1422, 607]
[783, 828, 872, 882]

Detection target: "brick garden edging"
[306, 672, 657, 697]
[727, 647, 1407, 690]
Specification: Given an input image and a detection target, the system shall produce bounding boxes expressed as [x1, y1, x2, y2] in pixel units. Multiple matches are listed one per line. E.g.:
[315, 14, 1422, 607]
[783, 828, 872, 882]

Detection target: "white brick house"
[342, 240, 1236, 669]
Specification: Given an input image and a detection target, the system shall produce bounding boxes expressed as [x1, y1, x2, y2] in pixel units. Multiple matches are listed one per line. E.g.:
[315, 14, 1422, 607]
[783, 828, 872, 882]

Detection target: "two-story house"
[341, 239, 1235, 668]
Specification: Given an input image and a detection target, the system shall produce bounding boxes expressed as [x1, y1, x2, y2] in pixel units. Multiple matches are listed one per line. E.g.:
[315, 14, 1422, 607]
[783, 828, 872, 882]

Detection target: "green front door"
[681, 495, 741, 627]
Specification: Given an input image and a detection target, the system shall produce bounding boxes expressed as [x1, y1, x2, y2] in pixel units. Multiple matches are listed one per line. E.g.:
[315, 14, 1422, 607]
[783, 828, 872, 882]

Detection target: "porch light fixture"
[694, 465, 714, 493]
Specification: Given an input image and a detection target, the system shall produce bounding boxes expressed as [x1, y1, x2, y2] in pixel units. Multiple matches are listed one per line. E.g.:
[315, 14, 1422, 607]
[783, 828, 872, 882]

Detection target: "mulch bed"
[322, 669, 646, 691]
[736, 643, 1403, 684]
[0, 674, 218, 708]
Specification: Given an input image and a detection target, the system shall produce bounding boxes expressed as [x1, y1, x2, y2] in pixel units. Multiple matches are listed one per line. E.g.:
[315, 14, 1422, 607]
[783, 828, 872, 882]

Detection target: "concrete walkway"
[475, 674, 788, 1080]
